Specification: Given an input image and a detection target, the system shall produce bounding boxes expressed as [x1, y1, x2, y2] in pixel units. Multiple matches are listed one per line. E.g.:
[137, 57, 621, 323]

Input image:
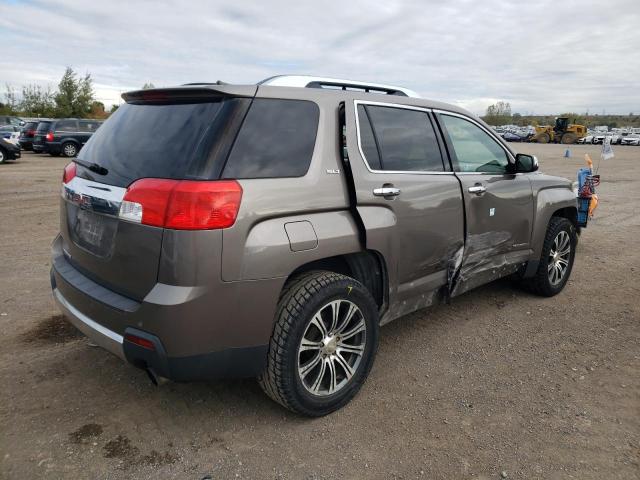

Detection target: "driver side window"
[441, 114, 509, 173]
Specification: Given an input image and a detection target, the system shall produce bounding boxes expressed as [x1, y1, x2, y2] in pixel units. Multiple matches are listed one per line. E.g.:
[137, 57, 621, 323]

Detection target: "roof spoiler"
[122, 85, 257, 104]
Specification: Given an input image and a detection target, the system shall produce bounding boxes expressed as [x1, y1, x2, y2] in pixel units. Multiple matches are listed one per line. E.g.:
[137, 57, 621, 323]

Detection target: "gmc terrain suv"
[51, 76, 580, 416]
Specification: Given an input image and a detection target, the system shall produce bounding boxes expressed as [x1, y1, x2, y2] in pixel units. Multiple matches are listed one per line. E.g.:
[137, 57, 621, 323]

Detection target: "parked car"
[610, 133, 623, 145]
[32, 120, 53, 153]
[19, 121, 44, 150]
[0, 115, 24, 126]
[42, 119, 103, 157]
[577, 135, 594, 144]
[620, 134, 640, 146]
[0, 124, 20, 140]
[0, 136, 21, 163]
[52, 76, 581, 416]
[502, 131, 526, 142]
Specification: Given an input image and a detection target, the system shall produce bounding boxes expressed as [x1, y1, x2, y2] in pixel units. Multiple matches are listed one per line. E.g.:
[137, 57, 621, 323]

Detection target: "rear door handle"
[468, 185, 486, 195]
[373, 187, 401, 197]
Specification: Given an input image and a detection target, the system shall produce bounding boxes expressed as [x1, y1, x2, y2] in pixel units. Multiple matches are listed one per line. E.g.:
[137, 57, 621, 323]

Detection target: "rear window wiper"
[74, 158, 108, 175]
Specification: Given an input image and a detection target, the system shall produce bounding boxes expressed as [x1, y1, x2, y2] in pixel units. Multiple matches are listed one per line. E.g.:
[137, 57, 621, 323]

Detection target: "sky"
[0, 0, 639, 115]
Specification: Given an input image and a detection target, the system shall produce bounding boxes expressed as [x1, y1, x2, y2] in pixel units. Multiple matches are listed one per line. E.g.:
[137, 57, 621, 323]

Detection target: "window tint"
[358, 105, 444, 172]
[77, 99, 251, 187]
[356, 105, 382, 170]
[56, 120, 77, 132]
[222, 99, 319, 179]
[36, 122, 52, 133]
[79, 121, 99, 132]
[440, 115, 509, 173]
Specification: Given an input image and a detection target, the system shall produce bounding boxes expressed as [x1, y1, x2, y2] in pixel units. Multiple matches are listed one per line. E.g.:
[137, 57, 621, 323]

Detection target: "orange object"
[585, 154, 593, 169]
[589, 194, 598, 217]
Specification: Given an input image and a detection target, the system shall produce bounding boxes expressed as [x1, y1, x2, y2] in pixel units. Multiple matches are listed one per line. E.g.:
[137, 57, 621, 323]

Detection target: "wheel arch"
[286, 250, 388, 311]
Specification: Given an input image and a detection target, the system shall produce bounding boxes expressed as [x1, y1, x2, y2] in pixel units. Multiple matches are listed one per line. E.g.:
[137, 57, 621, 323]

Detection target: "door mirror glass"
[515, 153, 538, 173]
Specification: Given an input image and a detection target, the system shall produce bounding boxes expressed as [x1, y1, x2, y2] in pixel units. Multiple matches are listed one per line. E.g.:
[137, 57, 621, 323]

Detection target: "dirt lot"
[0, 144, 638, 479]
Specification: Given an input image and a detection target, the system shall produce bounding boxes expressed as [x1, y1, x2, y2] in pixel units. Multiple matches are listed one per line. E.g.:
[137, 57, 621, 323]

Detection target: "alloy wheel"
[548, 230, 571, 285]
[297, 300, 366, 397]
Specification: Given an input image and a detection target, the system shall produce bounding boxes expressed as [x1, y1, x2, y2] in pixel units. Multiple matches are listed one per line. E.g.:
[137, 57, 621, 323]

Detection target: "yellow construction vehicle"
[531, 117, 587, 144]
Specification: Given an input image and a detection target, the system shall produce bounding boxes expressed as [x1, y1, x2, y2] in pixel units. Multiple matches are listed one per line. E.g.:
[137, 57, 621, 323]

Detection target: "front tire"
[522, 217, 576, 297]
[0, 147, 5, 164]
[259, 271, 379, 416]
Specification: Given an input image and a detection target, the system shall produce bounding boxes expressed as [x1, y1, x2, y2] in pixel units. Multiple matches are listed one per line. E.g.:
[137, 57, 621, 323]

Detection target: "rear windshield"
[77, 96, 320, 187]
[77, 98, 251, 187]
[36, 122, 52, 132]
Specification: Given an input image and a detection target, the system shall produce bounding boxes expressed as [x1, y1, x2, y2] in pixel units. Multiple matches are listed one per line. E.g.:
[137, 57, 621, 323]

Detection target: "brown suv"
[51, 75, 580, 416]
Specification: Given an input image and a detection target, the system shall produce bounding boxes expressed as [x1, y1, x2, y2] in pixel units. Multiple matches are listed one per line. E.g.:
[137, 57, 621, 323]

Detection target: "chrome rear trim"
[62, 176, 126, 217]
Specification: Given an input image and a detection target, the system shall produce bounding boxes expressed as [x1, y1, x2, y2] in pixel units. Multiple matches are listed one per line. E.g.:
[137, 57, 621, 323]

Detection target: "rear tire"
[258, 271, 379, 416]
[522, 217, 576, 297]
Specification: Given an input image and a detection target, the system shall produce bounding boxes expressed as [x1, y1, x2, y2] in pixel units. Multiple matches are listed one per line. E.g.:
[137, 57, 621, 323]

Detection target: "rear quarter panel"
[221, 87, 360, 282]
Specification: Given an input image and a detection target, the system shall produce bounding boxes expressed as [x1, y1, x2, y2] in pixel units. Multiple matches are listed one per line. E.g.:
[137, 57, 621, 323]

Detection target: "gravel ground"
[1, 144, 638, 479]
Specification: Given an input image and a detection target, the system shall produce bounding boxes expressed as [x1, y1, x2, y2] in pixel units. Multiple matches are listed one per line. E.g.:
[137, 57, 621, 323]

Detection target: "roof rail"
[258, 75, 420, 98]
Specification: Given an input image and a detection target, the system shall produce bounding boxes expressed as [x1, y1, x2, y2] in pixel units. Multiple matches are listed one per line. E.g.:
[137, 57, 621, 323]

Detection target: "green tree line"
[482, 101, 640, 128]
[0, 67, 108, 119]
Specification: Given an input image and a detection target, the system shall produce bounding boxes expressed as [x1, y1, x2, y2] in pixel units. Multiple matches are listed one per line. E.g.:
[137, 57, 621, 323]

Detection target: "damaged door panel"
[435, 111, 534, 297]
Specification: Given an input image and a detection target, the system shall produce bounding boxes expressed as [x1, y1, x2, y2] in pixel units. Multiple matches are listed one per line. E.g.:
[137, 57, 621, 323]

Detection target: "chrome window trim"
[432, 109, 516, 168]
[353, 100, 453, 176]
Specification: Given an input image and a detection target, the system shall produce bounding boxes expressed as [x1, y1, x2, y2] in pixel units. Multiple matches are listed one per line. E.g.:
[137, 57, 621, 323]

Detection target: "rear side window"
[56, 120, 77, 132]
[79, 121, 100, 132]
[222, 99, 319, 179]
[356, 105, 382, 170]
[36, 122, 52, 133]
[357, 104, 444, 172]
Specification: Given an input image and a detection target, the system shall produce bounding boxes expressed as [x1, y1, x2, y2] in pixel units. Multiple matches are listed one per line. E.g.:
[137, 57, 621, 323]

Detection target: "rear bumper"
[50, 235, 277, 380]
[53, 286, 125, 360]
[45, 142, 61, 154]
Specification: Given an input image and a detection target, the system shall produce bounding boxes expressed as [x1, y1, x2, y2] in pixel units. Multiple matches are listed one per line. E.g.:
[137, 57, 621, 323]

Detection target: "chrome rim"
[548, 230, 571, 285]
[64, 144, 76, 156]
[297, 300, 366, 397]
[0, 150, 4, 162]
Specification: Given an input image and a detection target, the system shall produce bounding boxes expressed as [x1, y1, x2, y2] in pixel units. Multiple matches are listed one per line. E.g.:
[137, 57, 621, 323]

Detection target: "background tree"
[90, 101, 108, 119]
[2, 84, 19, 114]
[20, 84, 55, 117]
[54, 67, 95, 117]
[110, 104, 120, 113]
[484, 101, 512, 125]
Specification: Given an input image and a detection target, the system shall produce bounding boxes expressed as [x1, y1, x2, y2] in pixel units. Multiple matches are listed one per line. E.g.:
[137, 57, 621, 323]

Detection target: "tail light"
[26, 129, 36, 137]
[46, 131, 54, 142]
[62, 162, 77, 184]
[119, 179, 242, 230]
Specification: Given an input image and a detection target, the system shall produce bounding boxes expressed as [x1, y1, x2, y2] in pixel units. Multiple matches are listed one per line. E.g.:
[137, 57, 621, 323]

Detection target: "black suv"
[42, 119, 103, 157]
[19, 121, 43, 151]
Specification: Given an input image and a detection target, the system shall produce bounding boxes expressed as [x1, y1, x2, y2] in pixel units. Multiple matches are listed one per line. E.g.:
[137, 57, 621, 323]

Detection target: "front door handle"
[373, 187, 401, 198]
[468, 185, 487, 195]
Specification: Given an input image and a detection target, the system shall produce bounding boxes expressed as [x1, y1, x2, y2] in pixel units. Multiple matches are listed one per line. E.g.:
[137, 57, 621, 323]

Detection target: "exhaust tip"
[145, 368, 168, 386]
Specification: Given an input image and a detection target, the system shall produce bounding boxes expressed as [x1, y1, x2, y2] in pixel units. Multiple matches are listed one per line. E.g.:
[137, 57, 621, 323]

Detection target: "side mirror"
[514, 153, 538, 173]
